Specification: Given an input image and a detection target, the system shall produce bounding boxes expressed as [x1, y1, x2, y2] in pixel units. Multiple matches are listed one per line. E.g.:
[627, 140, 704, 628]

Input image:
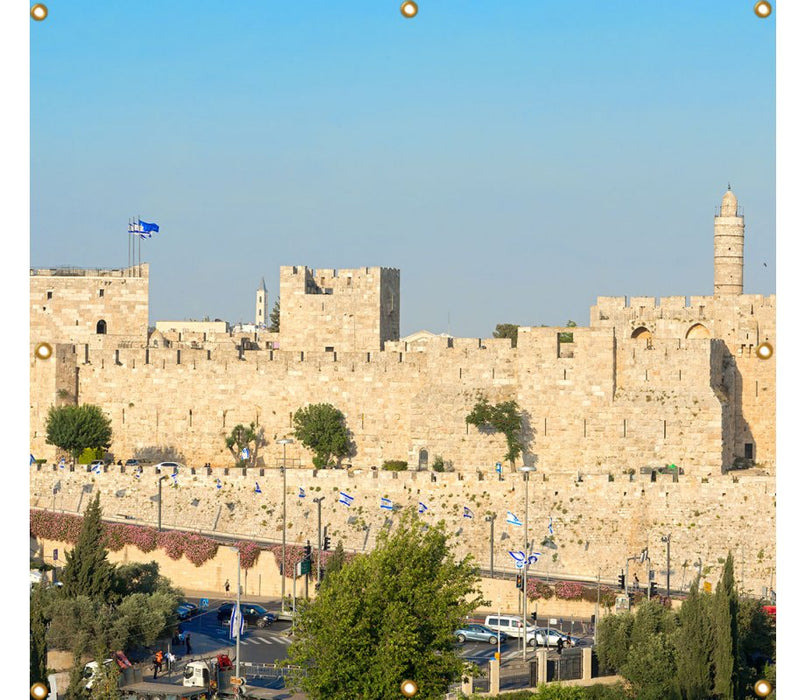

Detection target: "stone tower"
[714, 186, 745, 295]
[255, 278, 268, 327]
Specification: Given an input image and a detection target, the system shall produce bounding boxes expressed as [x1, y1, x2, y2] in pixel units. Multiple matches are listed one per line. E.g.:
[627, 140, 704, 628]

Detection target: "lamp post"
[519, 465, 536, 663]
[277, 438, 294, 612]
[484, 514, 496, 575]
[313, 497, 325, 584]
[157, 475, 168, 531]
[660, 534, 671, 597]
[227, 546, 242, 678]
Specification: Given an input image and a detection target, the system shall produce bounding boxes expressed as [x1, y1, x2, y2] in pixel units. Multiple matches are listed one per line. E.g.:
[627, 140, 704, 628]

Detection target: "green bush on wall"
[382, 460, 408, 471]
[78, 447, 105, 464]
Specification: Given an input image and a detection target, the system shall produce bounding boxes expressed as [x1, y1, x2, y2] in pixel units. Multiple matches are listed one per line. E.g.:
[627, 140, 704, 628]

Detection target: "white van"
[484, 615, 538, 645]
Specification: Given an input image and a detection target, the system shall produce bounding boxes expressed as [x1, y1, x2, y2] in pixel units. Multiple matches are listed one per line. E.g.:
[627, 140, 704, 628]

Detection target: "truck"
[82, 654, 279, 699]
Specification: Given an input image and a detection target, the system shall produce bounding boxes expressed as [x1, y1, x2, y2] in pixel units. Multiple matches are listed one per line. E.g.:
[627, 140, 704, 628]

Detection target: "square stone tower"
[278, 266, 400, 352]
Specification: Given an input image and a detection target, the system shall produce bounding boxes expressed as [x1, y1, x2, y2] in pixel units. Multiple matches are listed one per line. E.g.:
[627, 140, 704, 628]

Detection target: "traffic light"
[618, 571, 626, 590]
[650, 581, 658, 597]
[323, 535, 331, 551]
[516, 574, 524, 590]
[530, 611, 537, 623]
[304, 542, 312, 561]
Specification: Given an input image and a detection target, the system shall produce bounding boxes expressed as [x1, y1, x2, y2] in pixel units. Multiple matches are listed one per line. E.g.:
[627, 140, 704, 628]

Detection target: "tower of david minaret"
[713, 186, 745, 295]
[255, 277, 268, 326]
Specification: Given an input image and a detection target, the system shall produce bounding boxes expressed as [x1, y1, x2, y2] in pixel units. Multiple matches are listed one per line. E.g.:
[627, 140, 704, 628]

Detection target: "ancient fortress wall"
[30, 465, 776, 597]
[30, 266, 149, 348]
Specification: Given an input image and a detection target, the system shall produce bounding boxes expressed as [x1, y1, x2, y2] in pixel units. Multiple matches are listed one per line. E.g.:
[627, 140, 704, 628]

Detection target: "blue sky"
[29, 0, 776, 336]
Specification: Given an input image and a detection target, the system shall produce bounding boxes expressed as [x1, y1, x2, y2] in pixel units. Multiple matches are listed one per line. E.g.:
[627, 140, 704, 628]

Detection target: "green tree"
[596, 612, 634, 673]
[60, 494, 115, 601]
[736, 598, 775, 695]
[493, 323, 519, 348]
[713, 552, 739, 699]
[621, 633, 680, 700]
[293, 403, 351, 468]
[269, 299, 280, 332]
[225, 422, 263, 467]
[676, 579, 714, 700]
[30, 583, 49, 688]
[324, 541, 346, 581]
[45, 404, 112, 461]
[466, 395, 524, 468]
[286, 509, 485, 699]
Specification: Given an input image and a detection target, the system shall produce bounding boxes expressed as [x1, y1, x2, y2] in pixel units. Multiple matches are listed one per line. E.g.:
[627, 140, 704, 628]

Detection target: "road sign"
[230, 676, 246, 686]
[200, 598, 209, 609]
[703, 581, 712, 593]
[296, 560, 311, 576]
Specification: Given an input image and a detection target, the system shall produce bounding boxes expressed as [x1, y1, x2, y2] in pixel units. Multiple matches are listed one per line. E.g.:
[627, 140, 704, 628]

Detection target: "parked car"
[176, 601, 199, 620]
[124, 459, 141, 467]
[155, 461, 184, 473]
[484, 615, 538, 643]
[530, 628, 581, 647]
[454, 624, 507, 645]
[216, 603, 276, 628]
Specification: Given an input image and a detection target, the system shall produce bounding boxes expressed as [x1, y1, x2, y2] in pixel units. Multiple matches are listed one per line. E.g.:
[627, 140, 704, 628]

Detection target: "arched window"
[96, 320, 107, 335]
[631, 326, 652, 340]
[418, 449, 428, 470]
[685, 323, 710, 339]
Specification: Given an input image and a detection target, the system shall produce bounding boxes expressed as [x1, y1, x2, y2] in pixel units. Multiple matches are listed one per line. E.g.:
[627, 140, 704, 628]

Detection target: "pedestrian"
[225, 579, 230, 597]
[633, 573, 640, 592]
[152, 653, 161, 679]
[556, 637, 564, 656]
[185, 632, 192, 654]
[155, 649, 164, 674]
[166, 650, 176, 675]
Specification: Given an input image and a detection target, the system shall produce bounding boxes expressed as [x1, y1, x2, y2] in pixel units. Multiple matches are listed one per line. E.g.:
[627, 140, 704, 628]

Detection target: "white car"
[530, 628, 580, 647]
[155, 461, 184, 473]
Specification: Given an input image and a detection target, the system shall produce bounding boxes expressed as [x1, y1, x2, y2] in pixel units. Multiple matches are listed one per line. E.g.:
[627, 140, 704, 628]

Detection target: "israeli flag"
[30, 454, 35, 466]
[171, 472, 178, 484]
[418, 501, 428, 514]
[380, 497, 393, 510]
[93, 463, 102, 475]
[463, 506, 474, 519]
[506, 511, 523, 527]
[228, 603, 244, 639]
[495, 462, 502, 474]
[216, 478, 222, 490]
[240, 446, 250, 460]
[134, 470, 141, 480]
[548, 517, 554, 535]
[58, 457, 66, 469]
[338, 491, 354, 506]
[138, 219, 159, 235]
[298, 487, 306, 498]
[254, 481, 262, 494]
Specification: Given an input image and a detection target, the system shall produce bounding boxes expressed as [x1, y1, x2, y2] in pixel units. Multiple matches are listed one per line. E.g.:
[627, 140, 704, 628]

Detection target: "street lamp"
[277, 438, 294, 612]
[157, 475, 168, 531]
[313, 497, 325, 583]
[660, 534, 671, 597]
[227, 546, 243, 678]
[484, 514, 496, 575]
[519, 465, 536, 663]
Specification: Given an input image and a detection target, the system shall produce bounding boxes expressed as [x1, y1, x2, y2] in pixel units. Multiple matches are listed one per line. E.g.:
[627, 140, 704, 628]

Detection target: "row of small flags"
[128, 218, 160, 240]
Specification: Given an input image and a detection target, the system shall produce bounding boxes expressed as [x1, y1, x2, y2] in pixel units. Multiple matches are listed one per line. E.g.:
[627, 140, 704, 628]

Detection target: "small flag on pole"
[30, 454, 35, 466]
[506, 511, 523, 526]
[463, 506, 474, 519]
[418, 501, 428, 514]
[254, 481, 262, 494]
[216, 478, 222, 489]
[58, 457, 66, 469]
[495, 462, 502, 474]
[298, 487, 306, 498]
[229, 603, 244, 639]
[134, 470, 141, 480]
[93, 463, 102, 475]
[548, 517, 554, 535]
[380, 497, 393, 510]
[338, 491, 354, 506]
[240, 446, 250, 461]
[171, 472, 178, 484]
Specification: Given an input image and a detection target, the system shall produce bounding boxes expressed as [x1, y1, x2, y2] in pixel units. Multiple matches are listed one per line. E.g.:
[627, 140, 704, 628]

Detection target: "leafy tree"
[293, 403, 351, 468]
[110, 561, 183, 604]
[46, 404, 113, 461]
[30, 583, 49, 688]
[225, 422, 263, 467]
[324, 541, 346, 581]
[713, 552, 739, 699]
[107, 591, 180, 651]
[286, 509, 486, 699]
[493, 323, 519, 348]
[269, 299, 280, 332]
[736, 598, 775, 694]
[596, 612, 634, 673]
[466, 395, 524, 468]
[621, 633, 680, 700]
[60, 494, 115, 601]
[676, 579, 714, 699]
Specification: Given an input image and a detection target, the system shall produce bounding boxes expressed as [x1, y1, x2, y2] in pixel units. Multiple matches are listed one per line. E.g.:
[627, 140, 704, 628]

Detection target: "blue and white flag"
[506, 511, 522, 527]
[380, 497, 393, 510]
[254, 481, 262, 494]
[216, 478, 222, 489]
[228, 603, 244, 639]
[93, 463, 102, 475]
[463, 506, 474, 519]
[240, 446, 250, 461]
[171, 472, 178, 484]
[134, 470, 141, 479]
[338, 491, 354, 506]
[495, 462, 502, 474]
[548, 517, 554, 535]
[418, 501, 428, 514]
[298, 487, 306, 498]
[58, 457, 66, 469]
[30, 454, 35, 466]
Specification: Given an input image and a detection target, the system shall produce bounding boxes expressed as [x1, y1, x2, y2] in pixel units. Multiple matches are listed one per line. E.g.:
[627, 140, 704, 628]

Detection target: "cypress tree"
[60, 493, 115, 601]
[30, 584, 49, 688]
[676, 578, 714, 699]
[713, 552, 739, 699]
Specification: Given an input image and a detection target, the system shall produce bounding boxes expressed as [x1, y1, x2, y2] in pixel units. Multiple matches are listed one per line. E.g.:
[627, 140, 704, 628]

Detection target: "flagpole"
[138, 214, 142, 277]
[236, 548, 241, 678]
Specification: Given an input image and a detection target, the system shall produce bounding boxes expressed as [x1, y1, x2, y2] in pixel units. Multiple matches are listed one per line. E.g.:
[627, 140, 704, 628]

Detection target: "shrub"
[526, 579, 555, 600]
[382, 460, 408, 471]
[432, 455, 446, 473]
[78, 447, 105, 464]
[555, 580, 585, 600]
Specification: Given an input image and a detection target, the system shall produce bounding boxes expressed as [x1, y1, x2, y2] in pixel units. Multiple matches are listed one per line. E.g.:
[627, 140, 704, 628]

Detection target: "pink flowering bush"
[554, 580, 585, 600]
[526, 579, 554, 600]
[236, 540, 262, 569]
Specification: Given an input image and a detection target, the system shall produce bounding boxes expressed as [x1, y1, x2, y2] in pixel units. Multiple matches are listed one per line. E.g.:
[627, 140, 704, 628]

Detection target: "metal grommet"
[35, 342, 53, 360]
[753, 679, 772, 697]
[401, 2, 418, 18]
[754, 1, 772, 18]
[401, 679, 419, 696]
[31, 683, 49, 700]
[31, 4, 48, 21]
[756, 342, 773, 360]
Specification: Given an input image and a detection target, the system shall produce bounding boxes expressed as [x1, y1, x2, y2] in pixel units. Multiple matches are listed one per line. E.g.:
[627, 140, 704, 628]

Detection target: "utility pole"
[520, 466, 536, 664]
[661, 534, 671, 597]
[157, 475, 168, 531]
[313, 497, 324, 583]
[277, 438, 293, 612]
[485, 514, 496, 575]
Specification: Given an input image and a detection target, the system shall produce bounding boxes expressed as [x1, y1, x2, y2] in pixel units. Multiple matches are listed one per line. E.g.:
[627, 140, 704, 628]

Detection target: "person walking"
[152, 652, 161, 679]
[166, 650, 176, 676]
[556, 637, 564, 656]
[225, 579, 230, 597]
[185, 632, 192, 655]
[633, 573, 640, 592]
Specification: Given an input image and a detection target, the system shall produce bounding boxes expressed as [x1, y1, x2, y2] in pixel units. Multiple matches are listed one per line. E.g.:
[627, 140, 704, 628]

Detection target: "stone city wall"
[30, 465, 775, 597]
